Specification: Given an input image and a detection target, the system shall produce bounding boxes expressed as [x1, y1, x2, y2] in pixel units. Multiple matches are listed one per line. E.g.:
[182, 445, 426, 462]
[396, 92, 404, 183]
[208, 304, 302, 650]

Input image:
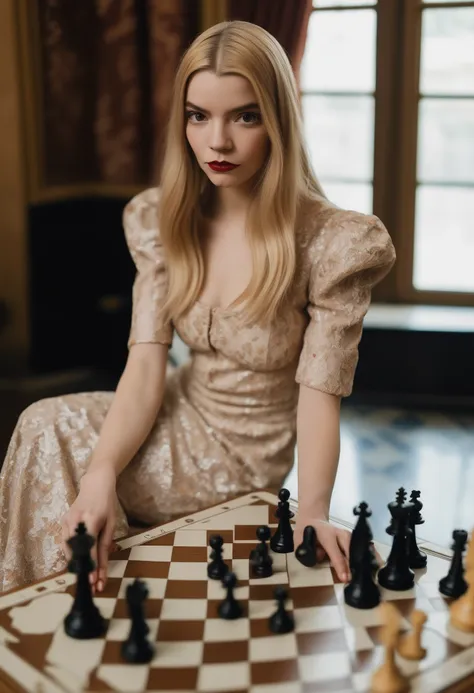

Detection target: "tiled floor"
[285, 405, 474, 550]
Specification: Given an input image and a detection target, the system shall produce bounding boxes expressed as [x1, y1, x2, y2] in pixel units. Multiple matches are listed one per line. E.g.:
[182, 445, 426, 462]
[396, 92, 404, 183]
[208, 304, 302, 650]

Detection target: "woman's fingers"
[96, 516, 116, 592]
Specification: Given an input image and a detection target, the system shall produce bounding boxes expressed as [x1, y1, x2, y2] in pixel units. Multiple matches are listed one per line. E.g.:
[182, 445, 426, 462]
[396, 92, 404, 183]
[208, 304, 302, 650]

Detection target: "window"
[301, 0, 474, 306]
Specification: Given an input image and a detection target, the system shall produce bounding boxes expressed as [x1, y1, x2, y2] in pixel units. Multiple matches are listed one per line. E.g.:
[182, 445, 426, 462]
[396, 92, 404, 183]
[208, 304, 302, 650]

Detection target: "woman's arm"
[86, 343, 170, 477]
[295, 384, 351, 581]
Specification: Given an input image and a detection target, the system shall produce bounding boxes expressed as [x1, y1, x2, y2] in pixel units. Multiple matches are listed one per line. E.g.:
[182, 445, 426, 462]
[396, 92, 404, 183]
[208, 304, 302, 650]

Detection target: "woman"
[0, 20, 395, 594]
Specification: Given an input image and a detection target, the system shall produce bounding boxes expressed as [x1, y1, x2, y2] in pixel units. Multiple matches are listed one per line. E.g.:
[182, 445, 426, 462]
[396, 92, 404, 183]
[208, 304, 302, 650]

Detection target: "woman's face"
[185, 70, 270, 192]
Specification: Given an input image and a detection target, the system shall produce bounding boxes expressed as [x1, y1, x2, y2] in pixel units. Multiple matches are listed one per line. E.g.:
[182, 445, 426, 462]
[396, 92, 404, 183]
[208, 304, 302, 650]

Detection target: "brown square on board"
[206, 529, 234, 545]
[202, 640, 249, 663]
[147, 666, 199, 690]
[101, 639, 128, 664]
[109, 547, 132, 560]
[302, 678, 355, 692]
[113, 598, 162, 619]
[251, 659, 299, 685]
[292, 585, 338, 608]
[232, 543, 255, 559]
[98, 577, 122, 599]
[145, 533, 175, 546]
[8, 633, 53, 671]
[249, 618, 272, 638]
[296, 629, 348, 655]
[249, 583, 288, 601]
[171, 546, 208, 562]
[207, 599, 248, 619]
[157, 619, 205, 641]
[165, 579, 208, 599]
[235, 525, 263, 541]
[124, 560, 170, 579]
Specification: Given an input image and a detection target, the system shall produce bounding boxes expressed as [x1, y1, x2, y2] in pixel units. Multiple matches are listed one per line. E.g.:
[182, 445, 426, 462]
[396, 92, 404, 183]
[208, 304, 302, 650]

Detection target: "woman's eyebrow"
[185, 101, 260, 114]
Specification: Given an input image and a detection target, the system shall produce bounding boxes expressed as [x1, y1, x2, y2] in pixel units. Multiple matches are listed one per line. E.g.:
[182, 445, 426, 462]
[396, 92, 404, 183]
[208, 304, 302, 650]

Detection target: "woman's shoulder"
[123, 187, 162, 253]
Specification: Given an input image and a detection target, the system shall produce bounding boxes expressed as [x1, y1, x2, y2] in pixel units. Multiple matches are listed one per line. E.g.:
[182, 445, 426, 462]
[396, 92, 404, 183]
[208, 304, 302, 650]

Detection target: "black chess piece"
[250, 526, 273, 578]
[439, 529, 468, 599]
[349, 502, 378, 574]
[269, 586, 294, 634]
[207, 535, 229, 580]
[218, 572, 243, 620]
[378, 500, 415, 591]
[121, 578, 155, 663]
[64, 522, 107, 639]
[270, 488, 294, 553]
[344, 541, 381, 609]
[407, 490, 427, 569]
[386, 487, 407, 535]
[295, 525, 318, 567]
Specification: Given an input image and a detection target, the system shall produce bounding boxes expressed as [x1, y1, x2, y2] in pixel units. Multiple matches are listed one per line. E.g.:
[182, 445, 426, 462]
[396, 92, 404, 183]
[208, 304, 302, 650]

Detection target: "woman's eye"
[185, 110, 261, 124]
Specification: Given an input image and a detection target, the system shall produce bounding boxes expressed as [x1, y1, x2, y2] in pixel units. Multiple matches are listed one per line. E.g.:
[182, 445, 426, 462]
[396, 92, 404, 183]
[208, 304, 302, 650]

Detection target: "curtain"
[227, 0, 313, 87]
[33, 0, 199, 192]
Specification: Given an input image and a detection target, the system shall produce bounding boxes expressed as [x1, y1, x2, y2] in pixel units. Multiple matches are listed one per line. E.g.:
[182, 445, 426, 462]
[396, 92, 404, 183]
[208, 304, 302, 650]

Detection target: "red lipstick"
[208, 161, 239, 172]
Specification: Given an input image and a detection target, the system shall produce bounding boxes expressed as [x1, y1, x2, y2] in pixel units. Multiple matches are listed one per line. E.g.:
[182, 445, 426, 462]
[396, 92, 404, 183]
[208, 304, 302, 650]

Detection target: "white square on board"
[207, 579, 249, 601]
[249, 633, 297, 662]
[198, 662, 250, 691]
[107, 560, 128, 579]
[173, 530, 208, 546]
[204, 618, 250, 642]
[96, 664, 149, 693]
[299, 651, 351, 683]
[151, 640, 203, 667]
[293, 605, 342, 633]
[129, 545, 173, 562]
[160, 598, 207, 621]
[249, 598, 294, 620]
[168, 562, 208, 581]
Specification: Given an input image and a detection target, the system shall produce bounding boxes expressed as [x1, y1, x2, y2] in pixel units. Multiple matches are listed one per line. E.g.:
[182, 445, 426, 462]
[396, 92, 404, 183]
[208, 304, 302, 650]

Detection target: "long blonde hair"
[158, 20, 328, 327]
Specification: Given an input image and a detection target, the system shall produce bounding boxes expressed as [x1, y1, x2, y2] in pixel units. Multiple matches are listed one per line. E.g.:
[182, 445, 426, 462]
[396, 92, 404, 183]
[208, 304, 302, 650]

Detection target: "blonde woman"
[0, 21, 395, 594]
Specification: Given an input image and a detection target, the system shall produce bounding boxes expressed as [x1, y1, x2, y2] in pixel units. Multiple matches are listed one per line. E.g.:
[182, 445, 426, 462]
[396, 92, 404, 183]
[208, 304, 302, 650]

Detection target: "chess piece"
[439, 529, 468, 599]
[371, 602, 409, 693]
[344, 529, 380, 610]
[250, 526, 273, 578]
[64, 522, 107, 639]
[407, 490, 427, 569]
[397, 609, 427, 660]
[349, 501, 378, 574]
[269, 586, 294, 634]
[386, 487, 406, 536]
[218, 572, 243, 620]
[295, 525, 317, 567]
[121, 579, 155, 663]
[208, 534, 229, 580]
[450, 530, 474, 633]
[378, 493, 415, 592]
[270, 488, 294, 553]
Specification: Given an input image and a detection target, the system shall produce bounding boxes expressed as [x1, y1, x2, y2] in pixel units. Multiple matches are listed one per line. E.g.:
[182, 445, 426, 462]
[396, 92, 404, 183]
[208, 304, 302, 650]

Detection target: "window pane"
[413, 186, 474, 292]
[314, 0, 375, 5]
[302, 95, 374, 180]
[320, 182, 373, 214]
[418, 99, 474, 184]
[301, 10, 377, 92]
[420, 8, 474, 95]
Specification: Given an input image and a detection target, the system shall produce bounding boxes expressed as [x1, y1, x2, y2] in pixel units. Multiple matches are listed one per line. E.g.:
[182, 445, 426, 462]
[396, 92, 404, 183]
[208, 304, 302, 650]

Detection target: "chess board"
[1, 490, 474, 693]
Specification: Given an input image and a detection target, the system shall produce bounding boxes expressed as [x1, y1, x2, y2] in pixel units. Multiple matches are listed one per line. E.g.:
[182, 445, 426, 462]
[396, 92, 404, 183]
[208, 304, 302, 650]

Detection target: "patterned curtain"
[34, 0, 199, 191]
[227, 0, 313, 87]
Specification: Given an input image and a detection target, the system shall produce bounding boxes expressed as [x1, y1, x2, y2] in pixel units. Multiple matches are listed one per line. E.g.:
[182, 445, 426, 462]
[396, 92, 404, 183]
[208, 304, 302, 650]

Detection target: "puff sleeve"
[295, 210, 396, 397]
[124, 187, 174, 348]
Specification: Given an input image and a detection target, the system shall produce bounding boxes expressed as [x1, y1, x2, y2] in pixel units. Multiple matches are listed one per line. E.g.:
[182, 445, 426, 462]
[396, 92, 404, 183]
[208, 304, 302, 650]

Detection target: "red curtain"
[36, 0, 199, 189]
[227, 0, 313, 87]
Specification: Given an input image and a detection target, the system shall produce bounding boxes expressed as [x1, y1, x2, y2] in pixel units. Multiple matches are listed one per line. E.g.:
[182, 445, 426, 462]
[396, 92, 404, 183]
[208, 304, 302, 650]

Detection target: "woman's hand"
[61, 466, 118, 594]
[294, 512, 352, 582]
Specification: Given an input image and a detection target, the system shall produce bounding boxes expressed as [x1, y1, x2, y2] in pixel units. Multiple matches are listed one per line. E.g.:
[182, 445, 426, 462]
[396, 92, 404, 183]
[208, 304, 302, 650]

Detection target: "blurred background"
[0, 0, 473, 545]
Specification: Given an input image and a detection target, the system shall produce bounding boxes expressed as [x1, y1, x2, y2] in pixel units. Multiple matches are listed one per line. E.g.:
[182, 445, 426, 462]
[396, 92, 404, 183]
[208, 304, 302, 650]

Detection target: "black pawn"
[269, 586, 294, 634]
[344, 544, 380, 610]
[270, 488, 294, 554]
[439, 529, 468, 599]
[121, 579, 155, 663]
[64, 522, 106, 639]
[378, 503, 415, 591]
[218, 572, 243, 620]
[295, 526, 318, 567]
[350, 502, 378, 574]
[407, 490, 427, 569]
[250, 526, 273, 578]
[208, 535, 229, 580]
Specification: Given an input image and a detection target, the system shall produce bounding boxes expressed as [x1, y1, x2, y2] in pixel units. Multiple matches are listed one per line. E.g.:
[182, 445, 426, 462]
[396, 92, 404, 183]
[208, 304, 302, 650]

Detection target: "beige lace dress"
[0, 188, 396, 593]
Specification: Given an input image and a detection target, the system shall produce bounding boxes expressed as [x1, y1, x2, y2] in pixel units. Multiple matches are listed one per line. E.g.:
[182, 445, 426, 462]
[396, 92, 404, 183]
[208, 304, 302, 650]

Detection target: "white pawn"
[397, 609, 427, 660]
[371, 602, 408, 693]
